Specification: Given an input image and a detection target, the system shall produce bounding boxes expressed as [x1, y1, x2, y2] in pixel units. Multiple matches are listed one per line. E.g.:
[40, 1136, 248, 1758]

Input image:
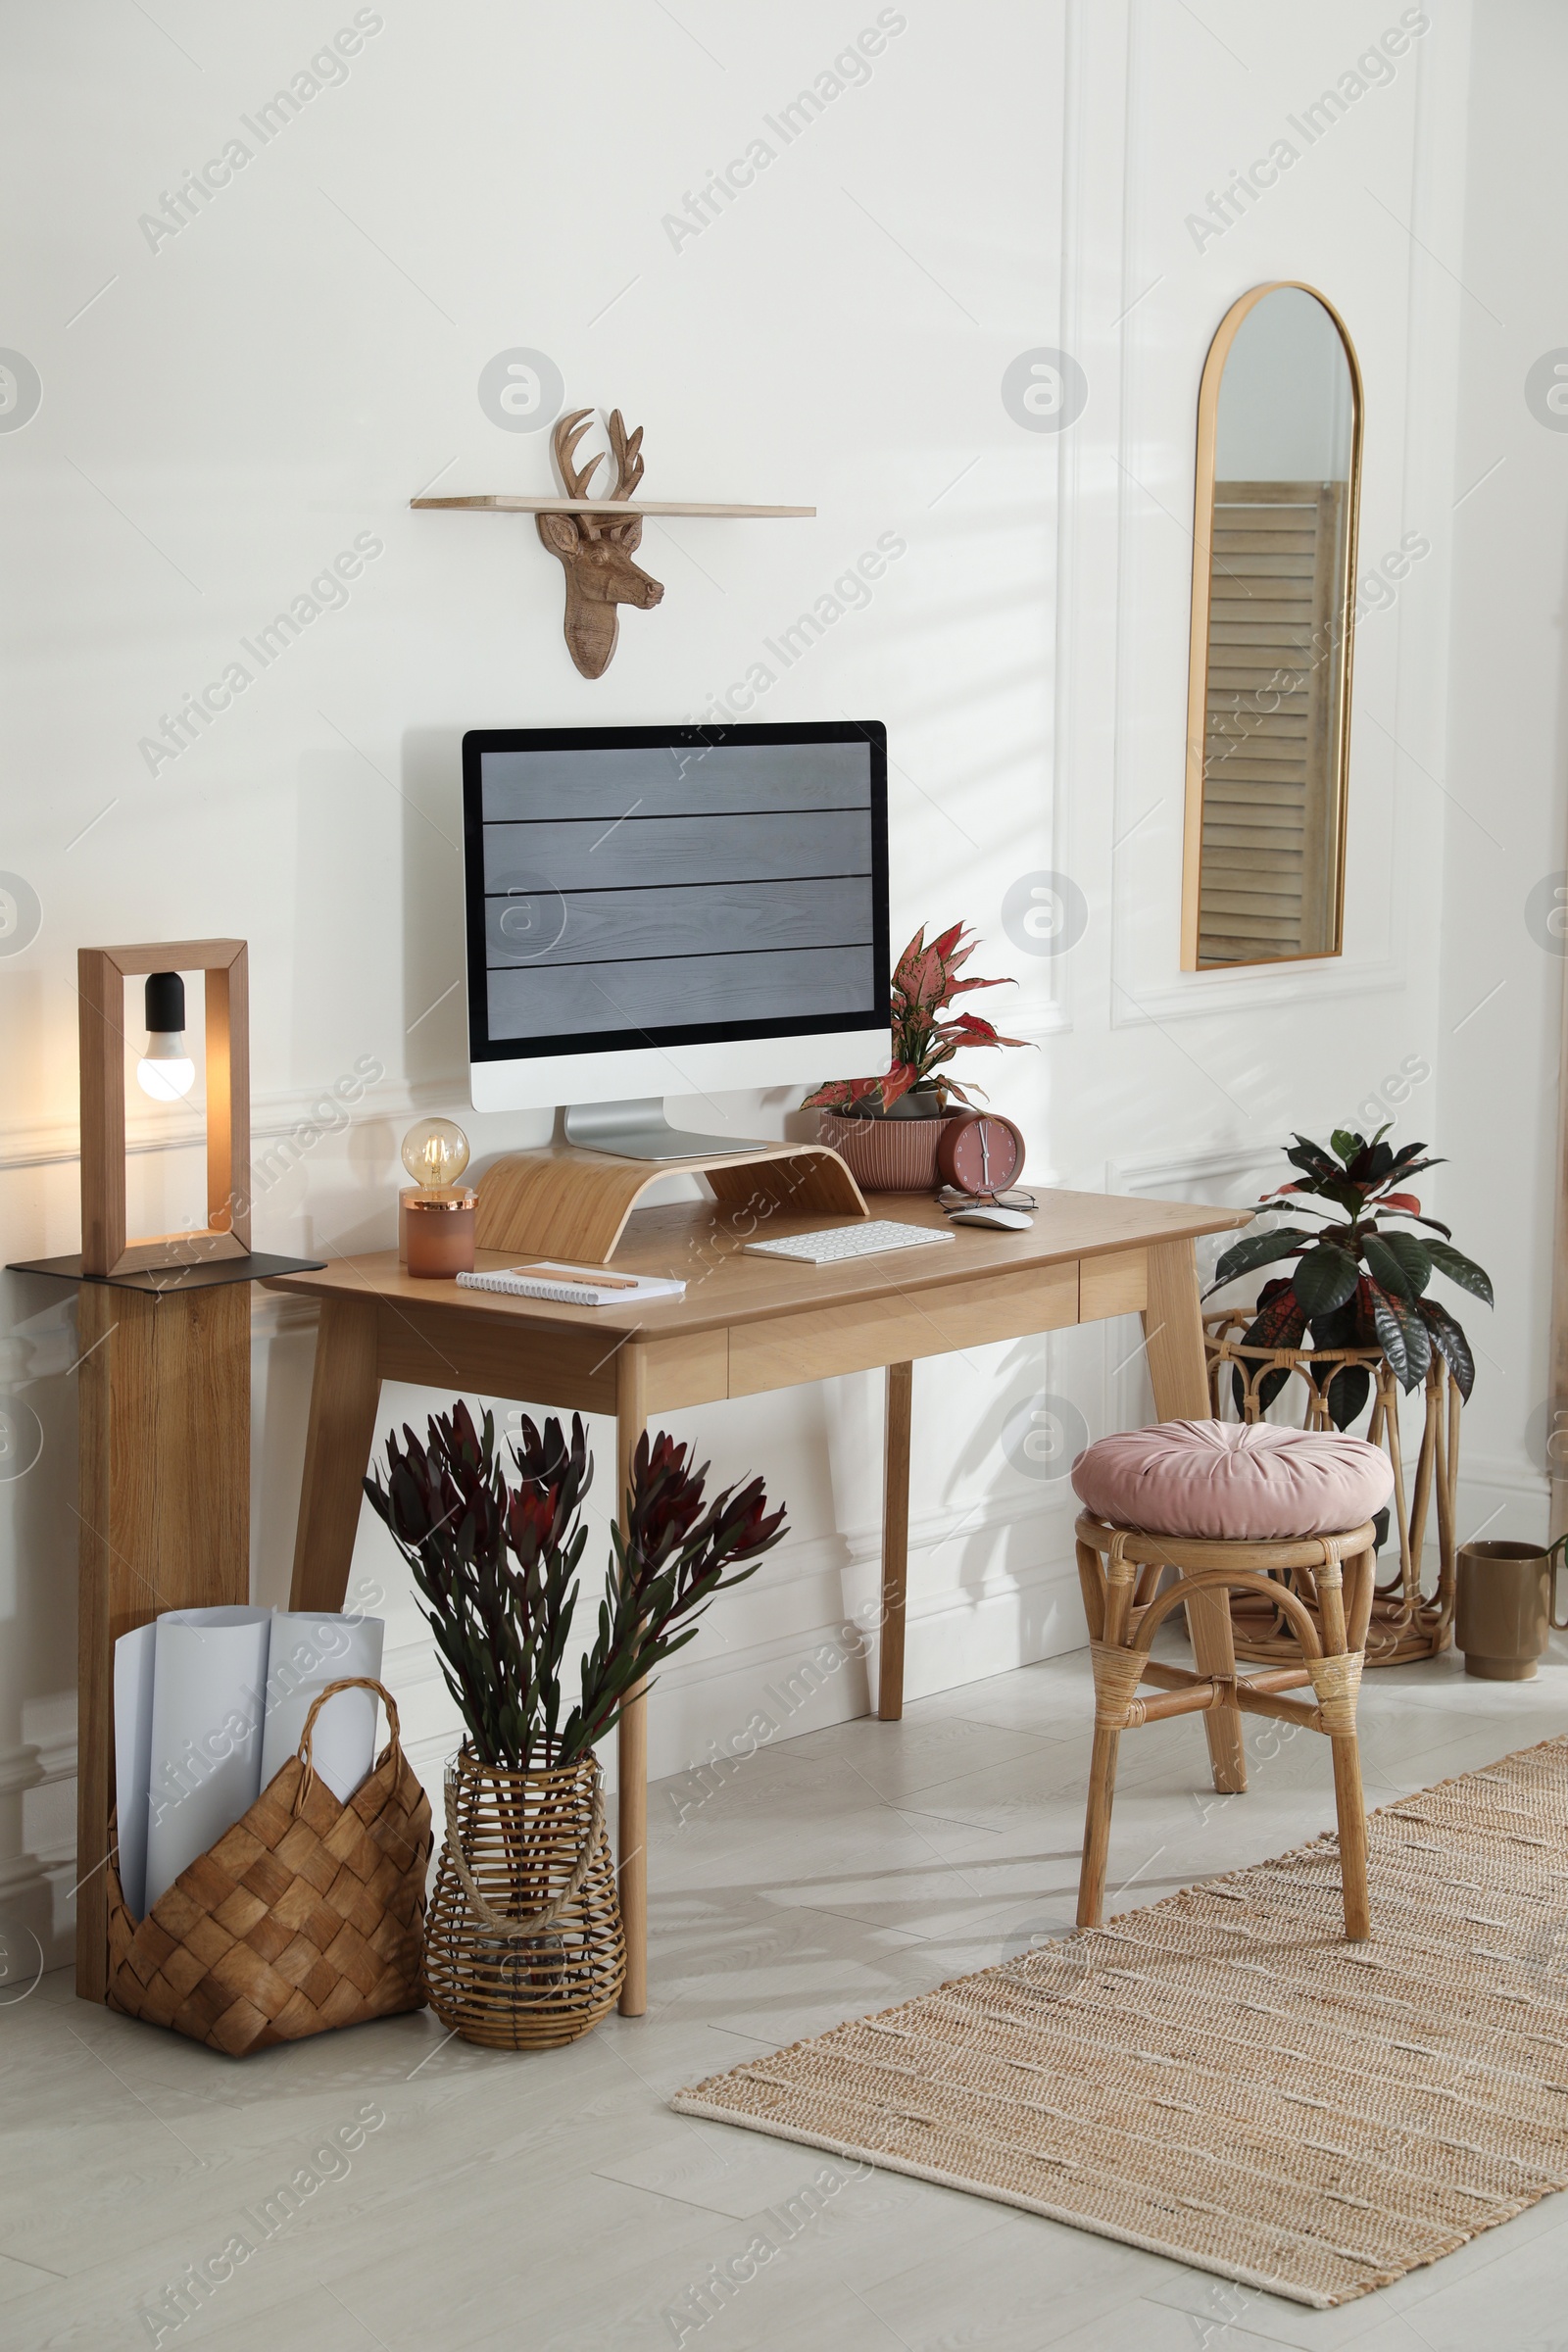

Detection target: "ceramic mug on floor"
[1454, 1540, 1568, 1680]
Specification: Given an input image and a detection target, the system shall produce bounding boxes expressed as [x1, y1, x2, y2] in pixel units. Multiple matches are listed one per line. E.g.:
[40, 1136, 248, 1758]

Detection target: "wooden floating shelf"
[410, 495, 815, 517]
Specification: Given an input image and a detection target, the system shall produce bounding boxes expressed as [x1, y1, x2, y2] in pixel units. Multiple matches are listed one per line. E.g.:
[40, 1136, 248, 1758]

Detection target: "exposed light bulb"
[401, 1116, 470, 1196]
[136, 1034, 196, 1101]
[136, 971, 196, 1100]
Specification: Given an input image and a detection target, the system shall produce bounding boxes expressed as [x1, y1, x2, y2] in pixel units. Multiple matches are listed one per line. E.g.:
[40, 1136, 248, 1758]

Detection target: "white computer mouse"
[948, 1204, 1034, 1231]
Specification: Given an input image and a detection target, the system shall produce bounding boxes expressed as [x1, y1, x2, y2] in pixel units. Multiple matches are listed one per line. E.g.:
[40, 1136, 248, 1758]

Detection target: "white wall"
[0, 0, 1485, 1964]
[1440, 0, 1567, 1552]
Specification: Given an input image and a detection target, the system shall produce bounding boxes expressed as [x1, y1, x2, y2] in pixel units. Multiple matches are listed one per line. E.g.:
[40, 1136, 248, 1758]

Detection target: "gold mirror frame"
[1180, 281, 1364, 971]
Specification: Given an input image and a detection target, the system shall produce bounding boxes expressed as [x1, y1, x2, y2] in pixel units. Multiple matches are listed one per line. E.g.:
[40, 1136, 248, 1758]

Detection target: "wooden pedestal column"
[74, 1281, 250, 1999]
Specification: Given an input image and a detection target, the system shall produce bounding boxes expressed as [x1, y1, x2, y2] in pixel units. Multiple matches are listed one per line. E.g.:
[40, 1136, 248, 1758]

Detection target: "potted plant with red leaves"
[1202, 1127, 1493, 1665]
[365, 1402, 784, 2045]
[804, 921, 1030, 1191]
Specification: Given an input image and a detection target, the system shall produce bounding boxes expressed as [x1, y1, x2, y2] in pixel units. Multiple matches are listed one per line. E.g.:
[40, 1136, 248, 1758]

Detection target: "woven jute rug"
[672, 1738, 1568, 2307]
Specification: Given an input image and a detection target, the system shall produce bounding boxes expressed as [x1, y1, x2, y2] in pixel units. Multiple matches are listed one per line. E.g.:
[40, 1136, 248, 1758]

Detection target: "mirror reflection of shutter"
[1197, 480, 1348, 966]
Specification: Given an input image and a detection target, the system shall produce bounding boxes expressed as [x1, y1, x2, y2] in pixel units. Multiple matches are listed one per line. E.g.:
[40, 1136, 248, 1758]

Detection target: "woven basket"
[422, 1744, 625, 2050]
[105, 1678, 431, 2056]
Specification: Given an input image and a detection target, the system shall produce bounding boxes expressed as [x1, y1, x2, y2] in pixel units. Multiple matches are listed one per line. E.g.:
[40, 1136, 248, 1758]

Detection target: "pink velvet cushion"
[1070, 1419, 1393, 1541]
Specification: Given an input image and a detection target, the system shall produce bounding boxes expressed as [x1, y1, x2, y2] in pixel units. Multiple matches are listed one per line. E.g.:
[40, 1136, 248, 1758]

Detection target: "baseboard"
[0, 1845, 76, 1980]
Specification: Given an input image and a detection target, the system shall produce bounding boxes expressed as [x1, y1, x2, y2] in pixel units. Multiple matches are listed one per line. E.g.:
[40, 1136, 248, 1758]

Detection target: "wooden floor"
[5, 1642, 1568, 2350]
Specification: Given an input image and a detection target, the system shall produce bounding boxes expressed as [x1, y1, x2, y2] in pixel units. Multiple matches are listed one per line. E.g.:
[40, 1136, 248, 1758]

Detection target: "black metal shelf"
[7, 1250, 325, 1295]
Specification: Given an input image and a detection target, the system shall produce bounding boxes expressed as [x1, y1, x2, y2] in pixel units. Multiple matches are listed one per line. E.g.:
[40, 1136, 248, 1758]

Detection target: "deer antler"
[607, 410, 646, 503]
[552, 409, 605, 503]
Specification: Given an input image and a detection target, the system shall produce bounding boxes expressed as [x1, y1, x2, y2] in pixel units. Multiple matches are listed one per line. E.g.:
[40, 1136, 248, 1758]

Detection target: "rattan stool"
[1073, 1513, 1377, 1939]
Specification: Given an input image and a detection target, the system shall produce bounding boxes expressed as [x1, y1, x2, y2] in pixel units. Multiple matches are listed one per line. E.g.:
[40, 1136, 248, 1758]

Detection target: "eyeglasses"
[938, 1188, 1038, 1215]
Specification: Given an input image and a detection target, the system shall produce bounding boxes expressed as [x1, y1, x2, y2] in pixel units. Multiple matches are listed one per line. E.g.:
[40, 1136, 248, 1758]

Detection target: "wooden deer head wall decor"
[536, 408, 664, 678]
[408, 420, 814, 669]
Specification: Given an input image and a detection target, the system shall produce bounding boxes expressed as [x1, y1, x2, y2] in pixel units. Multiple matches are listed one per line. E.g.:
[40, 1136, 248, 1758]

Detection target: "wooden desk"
[266, 1186, 1248, 2014]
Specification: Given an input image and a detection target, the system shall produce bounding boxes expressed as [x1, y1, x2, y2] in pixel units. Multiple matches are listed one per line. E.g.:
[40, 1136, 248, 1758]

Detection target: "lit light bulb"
[135, 971, 196, 1101]
[401, 1116, 470, 1196]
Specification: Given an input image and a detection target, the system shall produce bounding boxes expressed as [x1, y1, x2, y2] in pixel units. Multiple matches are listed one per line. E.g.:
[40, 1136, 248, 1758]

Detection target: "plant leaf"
[1285, 1138, 1342, 1183]
[1363, 1233, 1423, 1302]
[1232, 1280, 1308, 1414]
[1372, 1161, 1442, 1192]
[1369, 1283, 1430, 1391]
[1345, 1140, 1395, 1186]
[1387, 1142, 1444, 1175]
[1376, 1206, 1452, 1238]
[1306, 1295, 1359, 1353]
[1425, 1240, 1494, 1306]
[1418, 1298, 1475, 1399]
[1367, 1284, 1407, 1386]
[1291, 1242, 1358, 1318]
[1370, 1229, 1432, 1297]
[1205, 1226, 1313, 1294]
[1321, 1360, 1372, 1431]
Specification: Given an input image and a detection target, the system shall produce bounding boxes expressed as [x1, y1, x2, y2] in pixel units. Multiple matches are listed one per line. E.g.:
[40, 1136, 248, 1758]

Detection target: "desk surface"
[263, 1187, 1250, 1339]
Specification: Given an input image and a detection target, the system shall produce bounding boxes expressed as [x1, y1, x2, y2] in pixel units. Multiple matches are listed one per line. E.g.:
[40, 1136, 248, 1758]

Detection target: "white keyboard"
[744, 1220, 955, 1266]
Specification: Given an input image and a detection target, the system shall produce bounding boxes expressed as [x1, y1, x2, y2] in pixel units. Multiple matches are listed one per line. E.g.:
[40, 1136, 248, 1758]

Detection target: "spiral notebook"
[456, 1261, 686, 1306]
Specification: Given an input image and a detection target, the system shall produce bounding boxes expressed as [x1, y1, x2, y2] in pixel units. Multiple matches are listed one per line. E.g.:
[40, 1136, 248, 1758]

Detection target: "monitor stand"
[563, 1097, 769, 1163]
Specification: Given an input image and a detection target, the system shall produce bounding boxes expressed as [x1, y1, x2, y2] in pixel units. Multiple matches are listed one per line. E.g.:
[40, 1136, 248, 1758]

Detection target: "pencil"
[514, 1264, 643, 1291]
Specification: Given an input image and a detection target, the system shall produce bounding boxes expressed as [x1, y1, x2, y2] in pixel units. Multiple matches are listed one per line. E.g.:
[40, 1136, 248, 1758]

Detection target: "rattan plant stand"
[1204, 1311, 1461, 1665]
[422, 1745, 625, 2050]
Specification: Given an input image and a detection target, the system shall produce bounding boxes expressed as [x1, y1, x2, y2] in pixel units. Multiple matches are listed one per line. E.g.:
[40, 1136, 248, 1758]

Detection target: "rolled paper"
[142, 1606, 271, 1913]
[258, 1612, 386, 1803]
[112, 1622, 158, 1920]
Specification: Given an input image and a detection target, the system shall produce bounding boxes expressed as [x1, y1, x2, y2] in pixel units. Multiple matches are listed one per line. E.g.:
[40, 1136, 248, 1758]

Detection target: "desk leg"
[287, 1295, 382, 1614]
[877, 1361, 913, 1722]
[616, 1344, 649, 2017]
[1143, 1239, 1247, 1796]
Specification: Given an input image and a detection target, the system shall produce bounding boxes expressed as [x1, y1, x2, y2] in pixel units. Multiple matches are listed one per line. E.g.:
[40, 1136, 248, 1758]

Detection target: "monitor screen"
[463, 722, 889, 1068]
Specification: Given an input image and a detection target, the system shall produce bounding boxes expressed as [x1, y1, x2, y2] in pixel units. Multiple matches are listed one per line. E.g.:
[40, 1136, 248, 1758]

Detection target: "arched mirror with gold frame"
[1180, 282, 1363, 970]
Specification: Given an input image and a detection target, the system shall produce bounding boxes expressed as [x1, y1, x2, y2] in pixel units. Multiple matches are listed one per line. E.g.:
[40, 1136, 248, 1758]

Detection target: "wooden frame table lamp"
[78, 938, 250, 1274]
[6, 938, 323, 2001]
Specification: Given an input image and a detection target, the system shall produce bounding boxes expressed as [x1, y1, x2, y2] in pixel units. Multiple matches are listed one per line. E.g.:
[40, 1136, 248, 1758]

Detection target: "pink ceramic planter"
[816, 1106, 957, 1193]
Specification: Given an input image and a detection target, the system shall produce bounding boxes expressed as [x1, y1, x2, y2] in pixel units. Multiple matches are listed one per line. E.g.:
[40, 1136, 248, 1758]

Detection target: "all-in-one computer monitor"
[463, 721, 889, 1158]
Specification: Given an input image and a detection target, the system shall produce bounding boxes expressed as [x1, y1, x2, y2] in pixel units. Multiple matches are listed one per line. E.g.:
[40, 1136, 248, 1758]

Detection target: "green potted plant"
[365, 1402, 784, 2047]
[1203, 1127, 1493, 1666]
[1205, 1128, 1493, 1419]
[804, 920, 1029, 1191]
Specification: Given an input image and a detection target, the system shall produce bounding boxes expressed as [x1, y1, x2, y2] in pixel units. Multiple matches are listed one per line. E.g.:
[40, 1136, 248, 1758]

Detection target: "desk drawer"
[1079, 1248, 1147, 1320]
[645, 1328, 729, 1411]
[375, 1303, 620, 1413]
[727, 1259, 1079, 1395]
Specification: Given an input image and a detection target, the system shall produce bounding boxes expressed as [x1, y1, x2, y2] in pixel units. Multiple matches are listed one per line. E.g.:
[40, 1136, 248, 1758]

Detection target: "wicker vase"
[815, 1103, 957, 1193]
[1203, 1309, 1462, 1666]
[421, 1744, 625, 2050]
